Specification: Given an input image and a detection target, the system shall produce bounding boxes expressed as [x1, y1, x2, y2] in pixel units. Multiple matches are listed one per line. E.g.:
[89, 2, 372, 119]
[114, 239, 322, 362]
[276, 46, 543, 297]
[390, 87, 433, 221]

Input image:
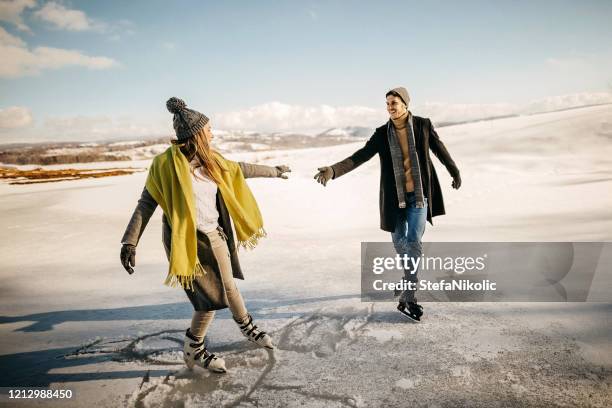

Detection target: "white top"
[190, 166, 219, 233]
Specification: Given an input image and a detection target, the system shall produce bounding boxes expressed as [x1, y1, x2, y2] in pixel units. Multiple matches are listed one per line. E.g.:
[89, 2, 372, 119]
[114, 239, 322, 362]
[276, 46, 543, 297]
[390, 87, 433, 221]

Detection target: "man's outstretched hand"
[275, 165, 291, 179]
[120, 244, 136, 274]
[314, 166, 334, 186]
[452, 173, 461, 189]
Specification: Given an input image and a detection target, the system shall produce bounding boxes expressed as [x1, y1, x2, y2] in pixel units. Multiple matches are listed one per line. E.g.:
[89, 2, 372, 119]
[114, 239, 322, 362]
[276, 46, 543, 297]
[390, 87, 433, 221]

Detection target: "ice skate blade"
[185, 364, 227, 374]
[247, 336, 275, 350]
[249, 341, 275, 350]
[185, 359, 227, 374]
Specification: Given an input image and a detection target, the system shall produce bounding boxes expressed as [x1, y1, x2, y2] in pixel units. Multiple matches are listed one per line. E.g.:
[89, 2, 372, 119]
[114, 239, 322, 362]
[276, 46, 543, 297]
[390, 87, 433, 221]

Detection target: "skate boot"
[183, 329, 226, 373]
[235, 314, 274, 349]
[397, 301, 423, 322]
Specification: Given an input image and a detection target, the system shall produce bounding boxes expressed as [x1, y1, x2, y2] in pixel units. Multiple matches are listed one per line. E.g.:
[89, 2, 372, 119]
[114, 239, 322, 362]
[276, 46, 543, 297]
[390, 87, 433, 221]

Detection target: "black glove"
[275, 165, 291, 179]
[452, 173, 461, 189]
[314, 166, 334, 186]
[120, 244, 136, 274]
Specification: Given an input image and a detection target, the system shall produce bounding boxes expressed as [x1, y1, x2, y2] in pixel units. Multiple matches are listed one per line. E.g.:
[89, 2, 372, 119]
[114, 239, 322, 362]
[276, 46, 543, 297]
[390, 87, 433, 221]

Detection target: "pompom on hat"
[166, 97, 209, 141]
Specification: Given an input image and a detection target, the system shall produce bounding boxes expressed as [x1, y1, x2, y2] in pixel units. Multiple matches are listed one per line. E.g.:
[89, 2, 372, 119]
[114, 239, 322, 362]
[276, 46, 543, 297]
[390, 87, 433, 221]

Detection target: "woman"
[120, 97, 290, 373]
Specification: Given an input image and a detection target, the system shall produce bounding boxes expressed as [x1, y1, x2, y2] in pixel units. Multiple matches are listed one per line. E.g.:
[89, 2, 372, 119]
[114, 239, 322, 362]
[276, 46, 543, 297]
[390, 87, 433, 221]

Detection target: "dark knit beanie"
[166, 97, 209, 141]
[386, 87, 410, 107]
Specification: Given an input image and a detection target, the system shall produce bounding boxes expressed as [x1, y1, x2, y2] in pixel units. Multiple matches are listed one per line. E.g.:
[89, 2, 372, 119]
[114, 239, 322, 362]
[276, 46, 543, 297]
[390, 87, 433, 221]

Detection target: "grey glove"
[120, 244, 136, 274]
[275, 165, 291, 179]
[314, 166, 334, 186]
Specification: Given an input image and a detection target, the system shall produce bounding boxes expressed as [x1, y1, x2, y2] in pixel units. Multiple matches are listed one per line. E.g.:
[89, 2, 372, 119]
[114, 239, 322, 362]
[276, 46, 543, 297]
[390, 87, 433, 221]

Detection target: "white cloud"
[112, 19, 136, 39]
[213, 100, 514, 132]
[42, 115, 170, 140]
[0, 114, 168, 143]
[0, 25, 25, 46]
[418, 102, 517, 124]
[29, 46, 116, 69]
[214, 101, 387, 132]
[0, 33, 118, 77]
[211, 92, 612, 132]
[33, 1, 96, 31]
[161, 41, 176, 51]
[522, 92, 612, 114]
[0, 106, 33, 129]
[99, 19, 136, 42]
[0, 0, 36, 32]
[545, 57, 586, 70]
[31, 3, 134, 40]
[418, 93, 612, 124]
[4, 93, 611, 143]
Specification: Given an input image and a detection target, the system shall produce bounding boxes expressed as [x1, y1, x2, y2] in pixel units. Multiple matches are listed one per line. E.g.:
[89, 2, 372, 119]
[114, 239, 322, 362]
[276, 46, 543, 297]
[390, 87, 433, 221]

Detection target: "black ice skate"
[397, 301, 423, 322]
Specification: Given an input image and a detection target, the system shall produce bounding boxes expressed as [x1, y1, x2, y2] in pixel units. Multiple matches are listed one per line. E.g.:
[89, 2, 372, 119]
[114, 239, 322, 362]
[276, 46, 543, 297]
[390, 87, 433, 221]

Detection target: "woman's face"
[202, 122, 213, 144]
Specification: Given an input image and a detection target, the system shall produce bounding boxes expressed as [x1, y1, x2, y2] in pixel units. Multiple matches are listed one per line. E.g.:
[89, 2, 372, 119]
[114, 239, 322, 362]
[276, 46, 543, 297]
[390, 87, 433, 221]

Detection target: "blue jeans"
[391, 192, 428, 303]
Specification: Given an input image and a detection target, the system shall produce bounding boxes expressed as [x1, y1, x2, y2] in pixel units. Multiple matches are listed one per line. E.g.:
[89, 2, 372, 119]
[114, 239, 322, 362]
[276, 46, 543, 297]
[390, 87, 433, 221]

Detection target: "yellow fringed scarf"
[145, 145, 266, 290]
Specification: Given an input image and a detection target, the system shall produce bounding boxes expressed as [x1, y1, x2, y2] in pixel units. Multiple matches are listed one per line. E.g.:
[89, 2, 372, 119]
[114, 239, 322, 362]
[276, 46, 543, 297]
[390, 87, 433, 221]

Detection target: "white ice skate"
[183, 329, 226, 373]
[236, 314, 275, 350]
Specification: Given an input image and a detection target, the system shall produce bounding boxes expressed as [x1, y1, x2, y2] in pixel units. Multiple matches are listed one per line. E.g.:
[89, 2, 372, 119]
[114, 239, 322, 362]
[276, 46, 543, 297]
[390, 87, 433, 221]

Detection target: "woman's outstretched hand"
[275, 165, 291, 179]
[120, 244, 136, 274]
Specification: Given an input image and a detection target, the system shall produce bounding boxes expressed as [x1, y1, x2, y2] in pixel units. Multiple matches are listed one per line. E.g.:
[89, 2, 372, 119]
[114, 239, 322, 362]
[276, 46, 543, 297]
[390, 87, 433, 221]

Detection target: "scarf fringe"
[164, 262, 206, 290]
[237, 227, 267, 250]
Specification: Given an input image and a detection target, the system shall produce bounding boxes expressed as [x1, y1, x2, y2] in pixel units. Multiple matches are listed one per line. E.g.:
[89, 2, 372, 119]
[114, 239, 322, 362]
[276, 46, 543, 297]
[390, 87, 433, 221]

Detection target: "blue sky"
[1, 0, 611, 141]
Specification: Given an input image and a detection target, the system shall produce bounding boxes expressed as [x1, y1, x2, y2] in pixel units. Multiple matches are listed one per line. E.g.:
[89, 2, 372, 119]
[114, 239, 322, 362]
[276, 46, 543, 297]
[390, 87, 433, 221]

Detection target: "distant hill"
[0, 129, 372, 166]
[2, 103, 609, 166]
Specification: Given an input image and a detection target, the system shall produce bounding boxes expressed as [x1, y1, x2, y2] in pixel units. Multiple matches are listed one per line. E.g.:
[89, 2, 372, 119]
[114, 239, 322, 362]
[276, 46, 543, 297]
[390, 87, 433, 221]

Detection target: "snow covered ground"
[0, 105, 611, 407]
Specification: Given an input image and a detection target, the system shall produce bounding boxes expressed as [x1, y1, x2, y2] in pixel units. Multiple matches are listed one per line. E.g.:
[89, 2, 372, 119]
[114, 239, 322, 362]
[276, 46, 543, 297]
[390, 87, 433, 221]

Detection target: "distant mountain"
[6, 102, 609, 166]
[0, 128, 372, 166]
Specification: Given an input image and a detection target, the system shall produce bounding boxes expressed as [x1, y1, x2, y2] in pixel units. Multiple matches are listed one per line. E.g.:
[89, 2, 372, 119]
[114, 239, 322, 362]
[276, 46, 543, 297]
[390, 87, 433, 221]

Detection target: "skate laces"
[185, 330, 218, 368]
[193, 347, 217, 367]
[237, 314, 268, 341]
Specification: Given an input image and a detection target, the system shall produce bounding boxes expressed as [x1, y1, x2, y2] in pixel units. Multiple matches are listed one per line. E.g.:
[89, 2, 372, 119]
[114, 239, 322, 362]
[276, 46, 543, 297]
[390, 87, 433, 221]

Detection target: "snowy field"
[0, 105, 611, 407]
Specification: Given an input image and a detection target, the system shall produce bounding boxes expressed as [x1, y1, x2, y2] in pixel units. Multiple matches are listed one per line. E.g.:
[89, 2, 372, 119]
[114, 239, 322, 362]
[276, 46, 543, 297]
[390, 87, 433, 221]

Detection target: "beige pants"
[190, 228, 249, 338]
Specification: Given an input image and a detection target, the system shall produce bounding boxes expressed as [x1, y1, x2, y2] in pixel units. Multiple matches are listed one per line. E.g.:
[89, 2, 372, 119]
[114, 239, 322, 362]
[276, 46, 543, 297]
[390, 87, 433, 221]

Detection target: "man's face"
[386, 95, 407, 119]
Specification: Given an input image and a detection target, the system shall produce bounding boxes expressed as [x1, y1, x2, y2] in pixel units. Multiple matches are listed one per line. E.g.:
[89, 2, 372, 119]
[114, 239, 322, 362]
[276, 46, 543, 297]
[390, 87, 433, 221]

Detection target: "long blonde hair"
[171, 127, 222, 184]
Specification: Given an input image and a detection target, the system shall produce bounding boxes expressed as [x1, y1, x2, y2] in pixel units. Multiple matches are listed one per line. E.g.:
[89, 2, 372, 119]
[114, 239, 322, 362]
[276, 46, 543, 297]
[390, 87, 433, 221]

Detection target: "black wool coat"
[331, 116, 460, 232]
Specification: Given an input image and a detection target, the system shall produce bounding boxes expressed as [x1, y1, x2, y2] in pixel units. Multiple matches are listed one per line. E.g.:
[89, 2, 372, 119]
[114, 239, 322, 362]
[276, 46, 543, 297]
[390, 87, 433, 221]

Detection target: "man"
[314, 87, 461, 321]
